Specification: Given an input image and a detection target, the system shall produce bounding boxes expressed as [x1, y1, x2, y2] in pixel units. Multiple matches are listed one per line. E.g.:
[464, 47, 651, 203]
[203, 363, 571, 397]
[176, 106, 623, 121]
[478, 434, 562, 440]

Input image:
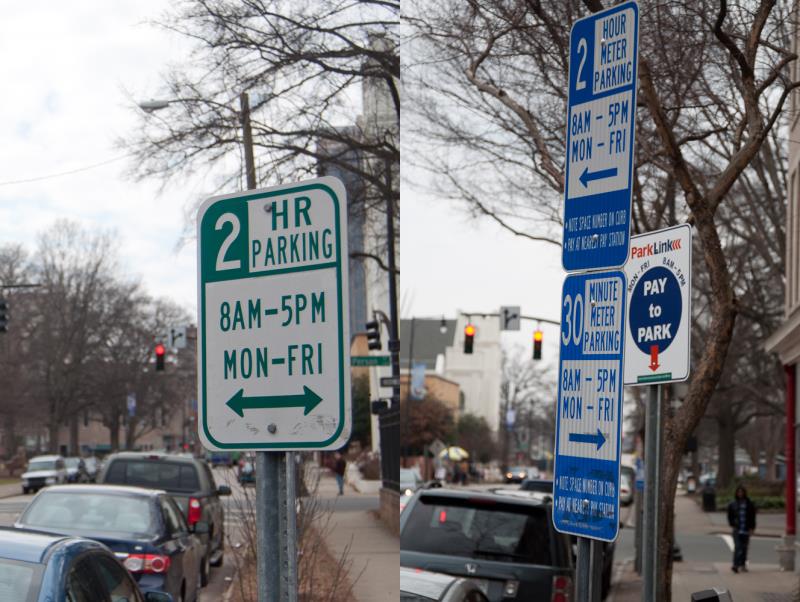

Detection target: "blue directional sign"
[562, 1, 639, 272]
[553, 271, 626, 542]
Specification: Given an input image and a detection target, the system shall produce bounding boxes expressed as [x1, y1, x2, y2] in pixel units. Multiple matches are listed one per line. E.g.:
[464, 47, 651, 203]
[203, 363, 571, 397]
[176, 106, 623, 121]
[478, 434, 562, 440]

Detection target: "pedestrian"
[727, 484, 756, 572]
[333, 452, 346, 496]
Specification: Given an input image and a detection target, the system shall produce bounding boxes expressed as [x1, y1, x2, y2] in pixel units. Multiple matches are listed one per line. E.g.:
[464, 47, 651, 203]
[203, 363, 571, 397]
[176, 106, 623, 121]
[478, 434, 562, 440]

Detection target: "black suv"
[97, 452, 231, 586]
[401, 488, 574, 601]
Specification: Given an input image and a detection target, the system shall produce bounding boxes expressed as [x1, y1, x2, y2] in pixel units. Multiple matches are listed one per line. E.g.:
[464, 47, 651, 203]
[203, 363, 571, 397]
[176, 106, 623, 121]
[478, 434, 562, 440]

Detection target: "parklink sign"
[197, 177, 351, 450]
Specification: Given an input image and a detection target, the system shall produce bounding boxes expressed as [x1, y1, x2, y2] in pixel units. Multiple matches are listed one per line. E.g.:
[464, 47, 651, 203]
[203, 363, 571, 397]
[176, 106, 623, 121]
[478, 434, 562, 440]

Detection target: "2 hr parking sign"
[197, 177, 351, 450]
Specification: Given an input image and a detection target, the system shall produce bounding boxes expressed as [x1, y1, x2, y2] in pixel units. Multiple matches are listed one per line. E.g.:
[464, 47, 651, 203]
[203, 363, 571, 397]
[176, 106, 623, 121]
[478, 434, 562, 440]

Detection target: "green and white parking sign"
[197, 177, 351, 450]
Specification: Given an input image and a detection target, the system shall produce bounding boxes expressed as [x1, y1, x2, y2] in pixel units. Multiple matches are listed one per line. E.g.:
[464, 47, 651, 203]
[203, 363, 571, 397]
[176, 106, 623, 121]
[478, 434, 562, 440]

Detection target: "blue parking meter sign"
[562, 1, 639, 272]
[553, 271, 626, 542]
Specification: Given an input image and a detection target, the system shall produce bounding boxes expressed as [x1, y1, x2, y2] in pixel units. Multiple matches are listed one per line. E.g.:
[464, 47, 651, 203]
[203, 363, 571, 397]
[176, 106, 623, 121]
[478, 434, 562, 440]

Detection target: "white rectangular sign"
[197, 177, 351, 450]
[624, 224, 692, 385]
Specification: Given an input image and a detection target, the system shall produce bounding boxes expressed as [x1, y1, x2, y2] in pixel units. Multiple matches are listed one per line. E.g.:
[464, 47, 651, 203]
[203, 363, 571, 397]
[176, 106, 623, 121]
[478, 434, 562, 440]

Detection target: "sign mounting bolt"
[268, 423, 277, 434]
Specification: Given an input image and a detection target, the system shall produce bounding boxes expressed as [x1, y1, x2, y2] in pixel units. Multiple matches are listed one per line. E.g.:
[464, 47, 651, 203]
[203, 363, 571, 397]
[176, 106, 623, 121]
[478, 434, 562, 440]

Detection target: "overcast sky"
[0, 1, 205, 313]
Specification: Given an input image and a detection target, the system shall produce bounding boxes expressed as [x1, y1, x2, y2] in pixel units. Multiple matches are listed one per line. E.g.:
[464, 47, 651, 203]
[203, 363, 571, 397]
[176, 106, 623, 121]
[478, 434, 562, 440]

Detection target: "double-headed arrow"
[568, 428, 606, 450]
[579, 166, 618, 188]
[225, 386, 323, 417]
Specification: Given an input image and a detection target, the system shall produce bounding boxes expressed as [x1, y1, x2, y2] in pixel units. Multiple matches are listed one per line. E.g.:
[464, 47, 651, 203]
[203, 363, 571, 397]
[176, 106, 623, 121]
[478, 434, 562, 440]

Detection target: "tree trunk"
[69, 414, 79, 457]
[717, 404, 736, 488]
[48, 420, 60, 454]
[3, 415, 15, 459]
[125, 417, 136, 450]
[108, 412, 120, 452]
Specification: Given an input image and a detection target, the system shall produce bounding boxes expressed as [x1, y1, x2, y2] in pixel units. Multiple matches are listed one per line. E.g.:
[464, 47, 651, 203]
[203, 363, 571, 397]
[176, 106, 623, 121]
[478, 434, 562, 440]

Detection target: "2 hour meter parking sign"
[197, 177, 351, 451]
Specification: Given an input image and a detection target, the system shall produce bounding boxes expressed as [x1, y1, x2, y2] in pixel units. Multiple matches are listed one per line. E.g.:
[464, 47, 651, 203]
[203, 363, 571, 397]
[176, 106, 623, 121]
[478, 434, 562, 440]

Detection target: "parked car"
[519, 479, 554, 495]
[21, 455, 67, 494]
[0, 527, 173, 602]
[400, 566, 489, 601]
[98, 451, 231, 584]
[15, 484, 202, 601]
[401, 488, 574, 601]
[84, 456, 101, 482]
[401, 468, 424, 496]
[504, 466, 528, 483]
[64, 457, 90, 483]
[206, 451, 235, 468]
[620, 466, 635, 506]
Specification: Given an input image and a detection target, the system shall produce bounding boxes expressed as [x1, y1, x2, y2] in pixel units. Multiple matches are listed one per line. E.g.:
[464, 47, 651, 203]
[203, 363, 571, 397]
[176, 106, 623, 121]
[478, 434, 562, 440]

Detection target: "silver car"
[21, 455, 67, 494]
[401, 567, 489, 602]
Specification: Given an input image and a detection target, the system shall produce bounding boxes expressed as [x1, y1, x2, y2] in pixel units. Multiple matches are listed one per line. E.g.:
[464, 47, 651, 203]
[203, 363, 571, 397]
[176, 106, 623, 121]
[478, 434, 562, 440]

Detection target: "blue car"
[15, 484, 202, 602]
[0, 527, 173, 601]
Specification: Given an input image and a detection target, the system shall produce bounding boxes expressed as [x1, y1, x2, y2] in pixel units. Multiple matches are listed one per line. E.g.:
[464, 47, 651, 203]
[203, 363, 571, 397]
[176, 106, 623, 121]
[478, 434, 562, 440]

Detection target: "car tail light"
[552, 575, 571, 601]
[503, 579, 519, 597]
[123, 554, 171, 574]
[188, 497, 202, 526]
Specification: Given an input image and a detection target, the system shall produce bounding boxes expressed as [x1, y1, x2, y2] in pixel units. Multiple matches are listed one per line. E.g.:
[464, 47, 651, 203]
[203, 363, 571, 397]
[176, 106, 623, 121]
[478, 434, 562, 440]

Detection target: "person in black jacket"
[727, 484, 756, 572]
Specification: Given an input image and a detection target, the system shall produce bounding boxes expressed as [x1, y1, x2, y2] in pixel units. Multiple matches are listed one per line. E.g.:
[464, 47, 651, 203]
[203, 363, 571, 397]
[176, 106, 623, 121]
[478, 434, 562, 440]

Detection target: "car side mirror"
[145, 593, 174, 602]
[193, 521, 210, 535]
[217, 485, 232, 496]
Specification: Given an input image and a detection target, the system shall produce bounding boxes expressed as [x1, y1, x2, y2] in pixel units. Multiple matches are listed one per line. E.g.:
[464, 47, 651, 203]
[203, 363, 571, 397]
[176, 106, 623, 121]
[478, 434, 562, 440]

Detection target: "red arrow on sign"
[649, 345, 660, 372]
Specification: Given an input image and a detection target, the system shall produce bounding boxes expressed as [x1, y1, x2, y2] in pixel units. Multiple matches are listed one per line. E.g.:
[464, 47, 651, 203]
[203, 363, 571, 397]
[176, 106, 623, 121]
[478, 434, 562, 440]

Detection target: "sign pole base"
[257, 451, 281, 602]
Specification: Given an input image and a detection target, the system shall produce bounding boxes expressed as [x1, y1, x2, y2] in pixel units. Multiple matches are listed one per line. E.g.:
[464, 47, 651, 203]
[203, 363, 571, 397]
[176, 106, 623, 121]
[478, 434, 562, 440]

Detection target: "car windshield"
[104, 460, 200, 492]
[0, 558, 41, 602]
[509, 467, 525, 473]
[22, 492, 155, 536]
[402, 495, 554, 566]
[26, 461, 56, 472]
[64, 459, 81, 468]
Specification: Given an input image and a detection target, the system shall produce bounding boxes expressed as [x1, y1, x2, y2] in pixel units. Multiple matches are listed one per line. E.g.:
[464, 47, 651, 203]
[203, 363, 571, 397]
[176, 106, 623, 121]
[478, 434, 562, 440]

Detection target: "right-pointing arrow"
[568, 428, 606, 450]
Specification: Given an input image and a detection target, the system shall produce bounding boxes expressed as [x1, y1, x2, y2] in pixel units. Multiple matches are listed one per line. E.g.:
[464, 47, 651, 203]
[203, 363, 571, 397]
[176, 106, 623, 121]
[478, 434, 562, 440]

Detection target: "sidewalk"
[676, 492, 785, 538]
[0, 481, 20, 498]
[313, 467, 399, 602]
[609, 559, 797, 602]
[610, 493, 796, 601]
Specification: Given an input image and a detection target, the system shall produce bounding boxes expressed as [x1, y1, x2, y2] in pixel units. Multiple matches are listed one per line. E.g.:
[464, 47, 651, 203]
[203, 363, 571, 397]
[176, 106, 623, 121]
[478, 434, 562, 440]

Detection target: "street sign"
[553, 270, 626, 542]
[562, 1, 639, 272]
[624, 224, 691, 385]
[379, 376, 399, 388]
[500, 305, 521, 331]
[351, 355, 390, 367]
[197, 177, 350, 450]
[169, 326, 187, 349]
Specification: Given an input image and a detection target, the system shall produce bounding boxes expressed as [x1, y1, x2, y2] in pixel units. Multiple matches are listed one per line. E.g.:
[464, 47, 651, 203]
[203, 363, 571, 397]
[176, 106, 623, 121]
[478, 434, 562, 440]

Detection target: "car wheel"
[22, 487, 28, 495]
[200, 554, 210, 587]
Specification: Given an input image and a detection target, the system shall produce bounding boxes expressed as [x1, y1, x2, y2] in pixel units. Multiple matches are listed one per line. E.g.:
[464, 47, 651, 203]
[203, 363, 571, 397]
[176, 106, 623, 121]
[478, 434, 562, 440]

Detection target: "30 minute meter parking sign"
[197, 177, 351, 451]
[562, 1, 639, 272]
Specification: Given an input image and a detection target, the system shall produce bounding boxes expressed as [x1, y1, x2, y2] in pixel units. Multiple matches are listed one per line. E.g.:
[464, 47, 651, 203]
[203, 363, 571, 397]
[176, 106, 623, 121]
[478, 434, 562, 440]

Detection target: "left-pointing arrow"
[568, 428, 606, 450]
[579, 166, 618, 188]
[225, 386, 323, 417]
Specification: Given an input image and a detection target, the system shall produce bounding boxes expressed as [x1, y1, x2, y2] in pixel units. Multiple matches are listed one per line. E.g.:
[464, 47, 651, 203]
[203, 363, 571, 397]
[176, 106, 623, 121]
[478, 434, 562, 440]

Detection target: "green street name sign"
[350, 355, 390, 367]
[197, 177, 351, 450]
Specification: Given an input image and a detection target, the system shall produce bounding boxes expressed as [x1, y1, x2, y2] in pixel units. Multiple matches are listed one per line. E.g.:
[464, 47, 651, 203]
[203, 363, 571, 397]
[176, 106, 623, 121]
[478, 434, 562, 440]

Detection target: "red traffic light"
[155, 343, 166, 356]
[464, 324, 475, 354]
[155, 343, 166, 371]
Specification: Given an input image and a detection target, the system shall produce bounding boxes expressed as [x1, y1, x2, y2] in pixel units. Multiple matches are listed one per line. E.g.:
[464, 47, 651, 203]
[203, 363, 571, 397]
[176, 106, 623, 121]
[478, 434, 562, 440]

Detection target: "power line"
[0, 154, 129, 187]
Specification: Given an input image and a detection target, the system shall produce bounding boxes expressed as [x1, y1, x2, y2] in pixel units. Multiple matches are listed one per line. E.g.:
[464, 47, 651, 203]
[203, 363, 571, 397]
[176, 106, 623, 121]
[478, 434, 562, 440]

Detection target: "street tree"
[455, 413, 495, 463]
[407, 1, 798, 595]
[121, 0, 399, 270]
[403, 396, 455, 456]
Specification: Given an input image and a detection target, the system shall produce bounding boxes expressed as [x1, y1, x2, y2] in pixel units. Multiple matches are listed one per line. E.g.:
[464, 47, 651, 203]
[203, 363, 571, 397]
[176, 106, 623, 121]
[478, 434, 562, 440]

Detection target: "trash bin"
[702, 484, 716, 512]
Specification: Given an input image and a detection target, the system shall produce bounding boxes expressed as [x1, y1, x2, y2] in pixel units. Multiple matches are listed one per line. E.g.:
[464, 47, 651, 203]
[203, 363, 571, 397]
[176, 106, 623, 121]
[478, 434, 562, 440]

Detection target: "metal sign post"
[642, 384, 662, 601]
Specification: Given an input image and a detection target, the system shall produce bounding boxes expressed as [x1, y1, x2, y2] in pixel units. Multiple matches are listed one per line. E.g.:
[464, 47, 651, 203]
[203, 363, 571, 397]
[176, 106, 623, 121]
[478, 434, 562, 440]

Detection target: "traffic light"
[366, 320, 381, 350]
[533, 329, 543, 360]
[464, 324, 476, 354]
[155, 343, 166, 371]
[0, 300, 8, 333]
